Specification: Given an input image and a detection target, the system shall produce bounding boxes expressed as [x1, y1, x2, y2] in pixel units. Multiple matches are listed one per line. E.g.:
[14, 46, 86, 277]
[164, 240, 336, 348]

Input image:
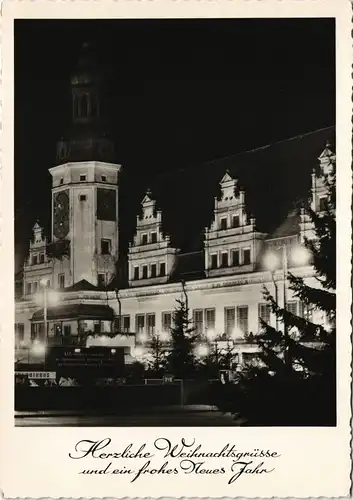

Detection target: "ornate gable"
[128, 191, 179, 286]
[318, 141, 335, 176]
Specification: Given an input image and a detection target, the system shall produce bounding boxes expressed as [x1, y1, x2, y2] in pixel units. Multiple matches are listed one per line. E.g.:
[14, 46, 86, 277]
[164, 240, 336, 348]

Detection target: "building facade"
[15, 44, 335, 367]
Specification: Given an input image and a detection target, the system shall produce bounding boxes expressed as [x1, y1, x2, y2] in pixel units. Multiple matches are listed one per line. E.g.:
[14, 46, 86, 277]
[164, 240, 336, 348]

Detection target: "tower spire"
[55, 42, 115, 165]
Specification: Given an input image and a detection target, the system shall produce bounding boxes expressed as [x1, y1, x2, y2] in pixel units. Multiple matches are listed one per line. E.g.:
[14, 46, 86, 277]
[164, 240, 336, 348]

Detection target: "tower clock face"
[53, 190, 70, 239]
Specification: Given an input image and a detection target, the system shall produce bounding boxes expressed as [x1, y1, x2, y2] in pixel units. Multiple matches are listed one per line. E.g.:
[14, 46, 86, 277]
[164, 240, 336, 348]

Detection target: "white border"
[0, 1, 351, 498]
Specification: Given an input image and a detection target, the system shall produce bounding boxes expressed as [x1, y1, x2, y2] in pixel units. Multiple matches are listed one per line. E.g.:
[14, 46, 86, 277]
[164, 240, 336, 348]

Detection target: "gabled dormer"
[311, 141, 335, 214]
[300, 140, 336, 242]
[204, 171, 266, 277]
[23, 221, 53, 298]
[128, 190, 179, 286]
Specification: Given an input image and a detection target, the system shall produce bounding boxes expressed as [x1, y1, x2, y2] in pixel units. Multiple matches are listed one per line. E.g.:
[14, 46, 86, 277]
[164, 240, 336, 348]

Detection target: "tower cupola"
[56, 42, 115, 165]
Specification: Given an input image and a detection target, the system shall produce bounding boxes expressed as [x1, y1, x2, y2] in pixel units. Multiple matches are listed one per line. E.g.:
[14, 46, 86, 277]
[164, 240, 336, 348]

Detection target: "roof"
[63, 279, 99, 292]
[31, 304, 115, 321]
[144, 126, 334, 251]
[170, 251, 206, 282]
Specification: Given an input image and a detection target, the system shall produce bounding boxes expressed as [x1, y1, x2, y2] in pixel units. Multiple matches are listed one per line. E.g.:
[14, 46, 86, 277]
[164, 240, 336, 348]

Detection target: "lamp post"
[263, 243, 310, 372]
[40, 279, 48, 341]
[181, 279, 188, 311]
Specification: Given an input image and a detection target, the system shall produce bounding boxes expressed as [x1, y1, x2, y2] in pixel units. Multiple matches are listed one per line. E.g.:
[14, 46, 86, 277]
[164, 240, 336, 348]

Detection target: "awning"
[31, 304, 115, 322]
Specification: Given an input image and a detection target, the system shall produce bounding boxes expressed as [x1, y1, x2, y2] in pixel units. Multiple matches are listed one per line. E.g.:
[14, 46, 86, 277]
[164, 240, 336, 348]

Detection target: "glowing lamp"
[195, 344, 209, 357]
[206, 329, 217, 341]
[159, 331, 171, 342]
[291, 246, 310, 266]
[31, 341, 46, 356]
[263, 252, 280, 272]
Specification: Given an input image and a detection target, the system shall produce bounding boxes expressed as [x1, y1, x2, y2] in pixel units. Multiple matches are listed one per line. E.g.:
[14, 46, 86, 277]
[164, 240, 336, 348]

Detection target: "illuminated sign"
[15, 371, 56, 380]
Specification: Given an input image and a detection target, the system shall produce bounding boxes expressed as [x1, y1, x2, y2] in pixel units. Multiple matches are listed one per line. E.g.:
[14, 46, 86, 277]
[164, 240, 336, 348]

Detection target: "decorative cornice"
[16, 266, 316, 309]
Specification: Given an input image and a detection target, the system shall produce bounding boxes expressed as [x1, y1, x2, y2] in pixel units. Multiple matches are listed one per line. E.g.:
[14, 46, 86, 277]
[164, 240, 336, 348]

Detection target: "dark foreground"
[15, 405, 246, 427]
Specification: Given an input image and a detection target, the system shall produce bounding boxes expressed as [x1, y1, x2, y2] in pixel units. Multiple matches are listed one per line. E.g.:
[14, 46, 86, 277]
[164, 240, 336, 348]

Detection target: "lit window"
[64, 325, 72, 336]
[232, 249, 240, 266]
[193, 310, 203, 335]
[210, 254, 218, 269]
[58, 273, 65, 289]
[243, 249, 251, 265]
[136, 314, 145, 333]
[237, 306, 249, 335]
[101, 239, 111, 255]
[286, 301, 297, 316]
[146, 314, 155, 335]
[123, 315, 130, 333]
[159, 262, 166, 277]
[162, 312, 172, 332]
[224, 307, 235, 336]
[319, 196, 328, 212]
[259, 303, 271, 328]
[205, 308, 216, 331]
[232, 215, 240, 228]
[221, 252, 228, 267]
[300, 302, 313, 322]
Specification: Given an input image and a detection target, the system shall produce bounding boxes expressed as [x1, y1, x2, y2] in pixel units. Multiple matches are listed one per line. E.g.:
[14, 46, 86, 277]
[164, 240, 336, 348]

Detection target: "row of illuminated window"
[218, 214, 241, 231]
[25, 279, 51, 295]
[15, 301, 314, 342]
[139, 231, 158, 246]
[132, 262, 166, 280]
[59, 175, 109, 185]
[29, 253, 46, 266]
[117, 301, 311, 337]
[209, 248, 251, 269]
[25, 274, 65, 295]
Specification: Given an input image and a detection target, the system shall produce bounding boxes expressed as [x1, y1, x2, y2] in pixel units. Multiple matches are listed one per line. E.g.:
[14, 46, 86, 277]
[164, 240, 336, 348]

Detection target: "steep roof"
[147, 126, 335, 251]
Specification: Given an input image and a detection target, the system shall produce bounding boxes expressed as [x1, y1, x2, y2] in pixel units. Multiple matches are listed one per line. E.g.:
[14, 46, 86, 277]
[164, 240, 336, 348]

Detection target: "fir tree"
[167, 298, 199, 378]
[235, 153, 336, 425]
[147, 333, 167, 376]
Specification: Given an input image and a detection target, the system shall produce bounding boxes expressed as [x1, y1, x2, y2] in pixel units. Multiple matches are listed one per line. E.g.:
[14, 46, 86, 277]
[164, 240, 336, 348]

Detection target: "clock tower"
[49, 43, 121, 289]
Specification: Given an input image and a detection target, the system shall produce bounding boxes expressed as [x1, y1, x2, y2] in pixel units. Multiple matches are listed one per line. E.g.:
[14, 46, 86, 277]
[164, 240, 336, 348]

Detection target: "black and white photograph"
[13, 17, 338, 428]
[1, 0, 351, 497]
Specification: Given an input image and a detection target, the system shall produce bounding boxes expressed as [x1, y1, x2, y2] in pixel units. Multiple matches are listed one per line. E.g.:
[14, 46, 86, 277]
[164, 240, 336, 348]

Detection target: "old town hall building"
[15, 44, 335, 366]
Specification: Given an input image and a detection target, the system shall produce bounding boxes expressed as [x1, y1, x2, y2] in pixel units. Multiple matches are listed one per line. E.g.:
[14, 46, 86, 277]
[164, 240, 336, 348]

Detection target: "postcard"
[0, 0, 351, 498]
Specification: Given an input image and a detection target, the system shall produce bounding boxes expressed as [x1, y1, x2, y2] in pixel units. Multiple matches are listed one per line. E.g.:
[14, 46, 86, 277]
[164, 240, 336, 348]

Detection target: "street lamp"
[39, 279, 51, 343]
[194, 343, 209, 358]
[31, 339, 46, 357]
[263, 243, 310, 371]
[205, 329, 221, 366]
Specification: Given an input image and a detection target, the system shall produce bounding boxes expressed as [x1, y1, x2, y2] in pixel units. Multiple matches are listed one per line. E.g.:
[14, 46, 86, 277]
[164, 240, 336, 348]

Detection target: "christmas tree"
[239, 152, 336, 426]
[146, 332, 168, 376]
[167, 297, 199, 379]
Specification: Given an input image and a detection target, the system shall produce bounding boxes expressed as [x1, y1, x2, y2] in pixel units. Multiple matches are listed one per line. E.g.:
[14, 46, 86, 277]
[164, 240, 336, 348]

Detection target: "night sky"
[15, 18, 335, 272]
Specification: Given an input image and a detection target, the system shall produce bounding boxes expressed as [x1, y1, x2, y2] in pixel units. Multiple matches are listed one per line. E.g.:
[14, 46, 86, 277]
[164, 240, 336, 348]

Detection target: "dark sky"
[15, 18, 335, 271]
